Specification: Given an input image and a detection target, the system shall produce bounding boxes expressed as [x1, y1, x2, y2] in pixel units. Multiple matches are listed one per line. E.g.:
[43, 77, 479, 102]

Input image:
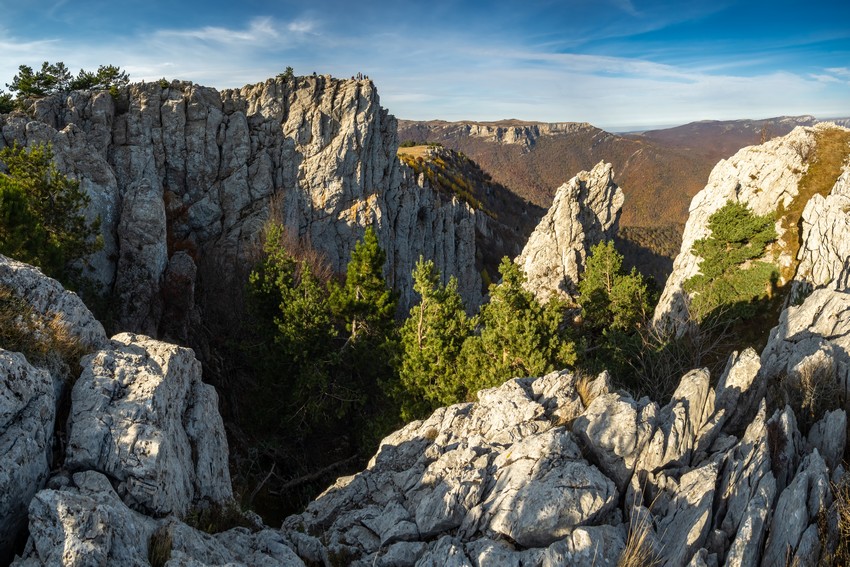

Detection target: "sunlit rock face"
[516, 161, 623, 303]
[652, 124, 842, 334]
[0, 75, 481, 340]
[7, 276, 848, 565]
[280, 286, 850, 565]
[65, 332, 232, 517]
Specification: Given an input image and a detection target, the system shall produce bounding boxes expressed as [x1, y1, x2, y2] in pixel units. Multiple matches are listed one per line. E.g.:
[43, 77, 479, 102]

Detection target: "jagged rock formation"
[397, 119, 595, 151]
[653, 124, 843, 332]
[0, 255, 304, 565]
[65, 332, 233, 517]
[0, 76, 481, 340]
[281, 286, 850, 566]
[516, 161, 623, 302]
[3, 169, 850, 564]
[793, 164, 850, 296]
[0, 352, 55, 565]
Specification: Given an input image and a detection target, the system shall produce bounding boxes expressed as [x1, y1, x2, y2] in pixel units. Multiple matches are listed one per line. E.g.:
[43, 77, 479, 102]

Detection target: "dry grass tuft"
[778, 127, 850, 281]
[147, 524, 173, 567]
[774, 357, 843, 435]
[0, 285, 89, 380]
[618, 513, 661, 567]
[819, 472, 850, 565]
[575, 372, 599, 409]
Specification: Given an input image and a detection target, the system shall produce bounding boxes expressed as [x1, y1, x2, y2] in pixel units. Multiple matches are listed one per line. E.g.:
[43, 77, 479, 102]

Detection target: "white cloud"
[825, 67, 850, 78]
[154, 17, 281, 45]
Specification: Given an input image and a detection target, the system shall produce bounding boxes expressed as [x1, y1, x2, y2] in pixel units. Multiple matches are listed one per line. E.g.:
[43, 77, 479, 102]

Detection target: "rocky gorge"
[1, 74, 850, 566]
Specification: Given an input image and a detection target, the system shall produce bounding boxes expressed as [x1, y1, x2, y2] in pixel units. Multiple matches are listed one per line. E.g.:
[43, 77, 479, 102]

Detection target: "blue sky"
[1, 0, 848, 129]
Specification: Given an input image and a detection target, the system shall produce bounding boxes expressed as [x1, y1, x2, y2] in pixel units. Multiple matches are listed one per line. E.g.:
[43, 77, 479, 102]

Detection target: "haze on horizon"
[1, 0, 847, 130]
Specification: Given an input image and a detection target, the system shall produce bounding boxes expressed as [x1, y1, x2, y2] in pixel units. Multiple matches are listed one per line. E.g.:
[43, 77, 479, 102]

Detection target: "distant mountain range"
[397, 115, 849, 283]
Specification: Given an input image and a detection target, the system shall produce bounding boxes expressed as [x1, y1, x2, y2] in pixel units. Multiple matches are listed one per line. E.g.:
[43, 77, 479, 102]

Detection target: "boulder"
[0, 351, 55, 564]
[65, 333, 232, 517]
[516, 161, 624, 302]
[12, 471, 303, 567]
[0, 254, 108, 351]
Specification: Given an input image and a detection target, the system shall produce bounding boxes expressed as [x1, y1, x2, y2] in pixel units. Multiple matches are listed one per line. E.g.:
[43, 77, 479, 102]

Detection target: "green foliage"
[579, 241, 651, 332]
[572, 241, 665, 397]
[396, 258, 473, 420]
[458, 257, 576, 393]
[0, 143, 102, 284]
[246, 223, 398, 448]
[247, 221, 347, 430]
[6, 61, 129, 101]
[278, 66, 295, 81]
[7, 62, 71, 98]
[69, 65, 130, 92]
[0, 91, 15, 113]
[329, 227, 396, 342]
[158, 78, 170, 88]
[684, 201, 778, 323]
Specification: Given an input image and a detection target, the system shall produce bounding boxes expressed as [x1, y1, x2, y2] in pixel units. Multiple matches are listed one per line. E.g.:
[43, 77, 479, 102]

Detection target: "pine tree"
[397, 258, 472, 419]
[329, 226, 396, 343]
[0, 143, 101, 284]
[458, 257, 576, 395]
[684, 201, 777, 322]
[578, 241, 650, 332]
[247, 221, 343, 430]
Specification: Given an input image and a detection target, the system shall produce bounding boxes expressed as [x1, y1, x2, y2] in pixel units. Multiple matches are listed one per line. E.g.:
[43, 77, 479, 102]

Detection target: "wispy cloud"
[154, 17, 282, 45]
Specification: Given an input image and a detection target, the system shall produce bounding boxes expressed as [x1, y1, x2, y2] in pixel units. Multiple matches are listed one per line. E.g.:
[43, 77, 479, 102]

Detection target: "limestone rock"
[714, 348, 763, 435]
[2, 76, 483, 337]
[653, 125, 829, 333]
[806, 409, 847, 472]
[516, 161, 624, 302]
[12, 471, 303, 567]
[12, 471, 156, 567]
[283, 373, 617, 563]
[0, 351, 55, 564]
[793, 164, 850, 296]
[759, 288, 850, 410]
[634, 369, 716, 479]
[652, 462, 718, 567]
[115, 179, 168, 335]
[712, 401, 776, 565]
[0, 254, 108, 351]
[476, 428, 618, 547]
[573, 392, 658, 492]
[762, 451, 831, 567]
[65, 333, 231, 517]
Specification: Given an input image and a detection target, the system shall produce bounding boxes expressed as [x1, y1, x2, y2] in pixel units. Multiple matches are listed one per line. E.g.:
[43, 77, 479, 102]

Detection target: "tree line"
[1, 61, 130, 113]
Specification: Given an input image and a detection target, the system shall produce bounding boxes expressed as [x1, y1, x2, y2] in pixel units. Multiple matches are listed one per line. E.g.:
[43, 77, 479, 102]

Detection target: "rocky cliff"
[516, 161, 624, 302]
[0, 76, 481, 339]
[2, 147, 850, 564]
[654, 123, 850, 333]
[7, 253, 844, 566]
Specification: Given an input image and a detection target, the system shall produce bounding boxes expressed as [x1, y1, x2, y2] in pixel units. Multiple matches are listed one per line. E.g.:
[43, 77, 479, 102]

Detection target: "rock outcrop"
[0, 256, 304, 566]
[65, 332, 232, 517]
[281, 286, 850, 566]
[793, 164, 850, 297]
[0, 76, 482, 340]
[0, 352, 55, 565]
[653, 125, 826, 332]
[516, 161, 624, 302]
